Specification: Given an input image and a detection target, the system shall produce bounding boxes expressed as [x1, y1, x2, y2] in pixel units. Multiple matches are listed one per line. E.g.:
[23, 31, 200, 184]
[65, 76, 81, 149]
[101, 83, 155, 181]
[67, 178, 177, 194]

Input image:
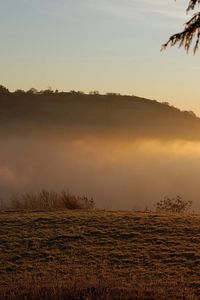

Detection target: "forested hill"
[0, 91, 199, 140]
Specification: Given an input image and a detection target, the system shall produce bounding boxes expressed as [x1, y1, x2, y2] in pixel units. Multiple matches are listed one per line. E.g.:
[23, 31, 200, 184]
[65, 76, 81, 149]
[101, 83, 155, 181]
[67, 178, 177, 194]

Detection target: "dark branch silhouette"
[162, 0, 200, 53]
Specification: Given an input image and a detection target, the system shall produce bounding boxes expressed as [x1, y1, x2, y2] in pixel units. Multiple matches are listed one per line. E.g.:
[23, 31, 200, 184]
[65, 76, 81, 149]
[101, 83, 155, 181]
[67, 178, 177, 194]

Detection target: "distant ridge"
[0, 91, 200, 140]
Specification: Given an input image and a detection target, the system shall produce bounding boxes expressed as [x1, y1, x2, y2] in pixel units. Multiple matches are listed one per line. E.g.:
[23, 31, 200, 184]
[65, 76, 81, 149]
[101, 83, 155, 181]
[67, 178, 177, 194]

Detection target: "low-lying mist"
[1, 131, 200, 211]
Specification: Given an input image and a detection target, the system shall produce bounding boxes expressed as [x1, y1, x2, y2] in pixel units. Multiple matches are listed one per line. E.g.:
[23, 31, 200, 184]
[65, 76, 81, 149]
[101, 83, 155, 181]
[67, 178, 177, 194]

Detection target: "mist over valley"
[1, 91, 200, 210]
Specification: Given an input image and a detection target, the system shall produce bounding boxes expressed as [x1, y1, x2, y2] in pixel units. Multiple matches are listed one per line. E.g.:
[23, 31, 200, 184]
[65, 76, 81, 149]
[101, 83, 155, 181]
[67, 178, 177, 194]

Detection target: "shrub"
[0, 84, 10, 94]
[89, 90, 99, 95]
[1, 190, 95, 211]
[155, 195, 192, 213]
[61, 192, 95, 210]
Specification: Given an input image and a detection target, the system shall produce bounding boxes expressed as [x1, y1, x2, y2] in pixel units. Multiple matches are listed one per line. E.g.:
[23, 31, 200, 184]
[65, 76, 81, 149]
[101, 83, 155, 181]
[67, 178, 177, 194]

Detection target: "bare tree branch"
[187, 0, 200, 12]
[162, 0, 200, 53]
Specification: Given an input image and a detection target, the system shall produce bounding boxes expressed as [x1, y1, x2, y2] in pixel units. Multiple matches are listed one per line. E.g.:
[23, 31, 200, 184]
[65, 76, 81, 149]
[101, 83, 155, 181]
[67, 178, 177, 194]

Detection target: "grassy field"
[1, 210, 200, 299]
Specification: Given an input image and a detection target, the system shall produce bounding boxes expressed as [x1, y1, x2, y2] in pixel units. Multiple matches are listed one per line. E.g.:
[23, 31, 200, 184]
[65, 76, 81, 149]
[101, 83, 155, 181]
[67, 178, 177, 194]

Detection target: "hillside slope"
[0, 93, 199, 140]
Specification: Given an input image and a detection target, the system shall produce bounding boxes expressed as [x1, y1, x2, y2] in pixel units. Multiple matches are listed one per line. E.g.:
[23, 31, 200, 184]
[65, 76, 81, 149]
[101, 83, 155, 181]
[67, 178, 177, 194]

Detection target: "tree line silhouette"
[0, 84, 123, 97]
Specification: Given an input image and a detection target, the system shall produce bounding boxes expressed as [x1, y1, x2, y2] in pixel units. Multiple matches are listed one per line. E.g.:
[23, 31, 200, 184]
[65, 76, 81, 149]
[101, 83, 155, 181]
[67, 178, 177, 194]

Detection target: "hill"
[0, 92, 200, 140]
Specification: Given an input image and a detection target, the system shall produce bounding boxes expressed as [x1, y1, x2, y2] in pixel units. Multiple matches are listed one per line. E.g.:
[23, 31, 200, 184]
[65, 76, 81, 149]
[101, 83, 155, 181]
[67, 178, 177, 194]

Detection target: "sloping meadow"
[1, 210, 200, 299]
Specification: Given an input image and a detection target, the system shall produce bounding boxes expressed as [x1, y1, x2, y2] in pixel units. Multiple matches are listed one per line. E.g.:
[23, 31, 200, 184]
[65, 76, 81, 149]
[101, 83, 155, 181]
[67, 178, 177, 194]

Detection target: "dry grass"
[1, 210, 200, 299]
[0, 190, 95, 211]
[1, 271, 197, 300]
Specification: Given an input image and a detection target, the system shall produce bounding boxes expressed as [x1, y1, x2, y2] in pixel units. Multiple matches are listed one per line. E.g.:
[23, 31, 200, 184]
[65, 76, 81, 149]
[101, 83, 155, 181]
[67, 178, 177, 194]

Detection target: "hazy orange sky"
[1, 0, 200, 114]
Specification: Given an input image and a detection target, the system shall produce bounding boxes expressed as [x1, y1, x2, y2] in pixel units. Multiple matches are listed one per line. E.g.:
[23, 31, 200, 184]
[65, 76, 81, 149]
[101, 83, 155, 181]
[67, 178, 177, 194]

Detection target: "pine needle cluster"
[162, 0, 200, 53]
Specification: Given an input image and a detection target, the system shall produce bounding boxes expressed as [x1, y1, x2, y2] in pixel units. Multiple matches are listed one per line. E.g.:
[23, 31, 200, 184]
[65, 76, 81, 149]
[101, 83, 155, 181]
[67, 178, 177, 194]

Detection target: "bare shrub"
[61, 192, 95, 210]
[156, 195, 192, 213]
[3, 190, 95, 211]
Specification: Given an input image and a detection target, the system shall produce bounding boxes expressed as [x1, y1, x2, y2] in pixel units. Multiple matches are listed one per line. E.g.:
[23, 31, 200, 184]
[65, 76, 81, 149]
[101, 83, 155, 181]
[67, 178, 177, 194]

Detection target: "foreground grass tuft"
[0, 190, 95, 211]
[1, 272, 197, 300]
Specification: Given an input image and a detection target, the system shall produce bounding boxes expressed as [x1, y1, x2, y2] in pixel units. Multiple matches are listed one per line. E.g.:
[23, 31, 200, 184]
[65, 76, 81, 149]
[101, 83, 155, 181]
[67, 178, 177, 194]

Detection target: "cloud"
[21, 0, 188, 22]
[86, 0, 188, 21]
[85, 0, 136, 19]
[139, 0, 188, 20]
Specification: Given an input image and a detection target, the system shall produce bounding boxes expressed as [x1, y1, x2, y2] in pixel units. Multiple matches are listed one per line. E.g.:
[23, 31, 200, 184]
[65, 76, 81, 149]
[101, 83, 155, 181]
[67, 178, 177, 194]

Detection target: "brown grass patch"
[1, 211, 200, 299]
[0, 271, 198, 300]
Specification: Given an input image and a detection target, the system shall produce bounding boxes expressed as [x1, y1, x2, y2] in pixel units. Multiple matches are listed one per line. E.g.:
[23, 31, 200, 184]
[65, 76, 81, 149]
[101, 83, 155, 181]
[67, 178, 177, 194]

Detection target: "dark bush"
[0, 84, 10, 94]
[156, 195, 192, 213]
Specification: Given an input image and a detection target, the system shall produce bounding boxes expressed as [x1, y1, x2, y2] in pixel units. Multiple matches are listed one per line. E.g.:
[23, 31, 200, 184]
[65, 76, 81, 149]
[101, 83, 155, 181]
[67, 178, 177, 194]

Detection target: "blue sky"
[1, 0, 200, 114]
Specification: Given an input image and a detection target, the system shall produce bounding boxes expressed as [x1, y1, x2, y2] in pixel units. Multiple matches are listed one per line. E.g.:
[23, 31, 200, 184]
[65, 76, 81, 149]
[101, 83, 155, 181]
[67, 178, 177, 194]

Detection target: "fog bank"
[1, 133, 200, 210]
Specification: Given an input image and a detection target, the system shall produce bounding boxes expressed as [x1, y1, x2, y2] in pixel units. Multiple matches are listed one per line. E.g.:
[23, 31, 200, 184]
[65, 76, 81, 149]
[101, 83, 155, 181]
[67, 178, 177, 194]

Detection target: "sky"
[1, 0, 200, 114]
